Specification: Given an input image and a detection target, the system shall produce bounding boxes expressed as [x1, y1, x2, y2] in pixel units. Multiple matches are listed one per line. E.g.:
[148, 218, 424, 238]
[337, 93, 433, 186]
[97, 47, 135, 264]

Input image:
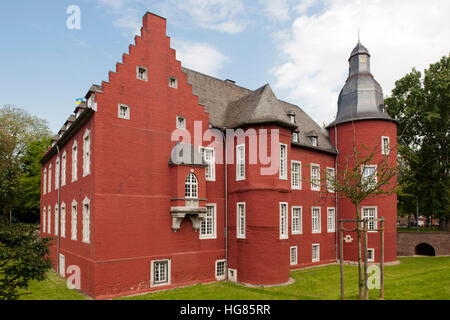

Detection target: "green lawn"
[18, 256, 450, 300]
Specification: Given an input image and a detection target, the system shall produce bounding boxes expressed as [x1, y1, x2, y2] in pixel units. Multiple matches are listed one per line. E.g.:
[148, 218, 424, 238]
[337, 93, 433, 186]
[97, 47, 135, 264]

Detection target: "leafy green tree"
[0, 218, 52, 300]
[0, 105, 51, 219]
[15, 137, 52, 222]
[385, 55, 449, 230]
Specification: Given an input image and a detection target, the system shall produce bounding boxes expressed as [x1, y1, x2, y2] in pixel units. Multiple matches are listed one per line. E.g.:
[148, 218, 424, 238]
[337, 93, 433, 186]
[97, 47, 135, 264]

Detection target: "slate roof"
[328, 42, 394, 127]
[182, 67, 337, 154]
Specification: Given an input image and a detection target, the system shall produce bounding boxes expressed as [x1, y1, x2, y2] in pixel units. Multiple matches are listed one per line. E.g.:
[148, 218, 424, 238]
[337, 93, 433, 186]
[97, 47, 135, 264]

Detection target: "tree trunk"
[356, 205, 363, 300]
[439, 217, 450, 231]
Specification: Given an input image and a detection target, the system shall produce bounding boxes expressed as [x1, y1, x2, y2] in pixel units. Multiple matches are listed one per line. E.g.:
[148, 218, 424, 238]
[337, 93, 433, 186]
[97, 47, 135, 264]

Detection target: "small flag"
[75, 98, 84, 105]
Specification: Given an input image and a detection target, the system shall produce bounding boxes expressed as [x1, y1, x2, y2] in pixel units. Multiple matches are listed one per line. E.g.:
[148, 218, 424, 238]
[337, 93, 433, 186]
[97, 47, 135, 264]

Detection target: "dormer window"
[87, 94, 97, 110]
[137, 66, 148, 81]
[169, 76, 178, 88]
[311, 137, 318, 146]
[292, 132, 299, 143]
[288, 112, 296, 123]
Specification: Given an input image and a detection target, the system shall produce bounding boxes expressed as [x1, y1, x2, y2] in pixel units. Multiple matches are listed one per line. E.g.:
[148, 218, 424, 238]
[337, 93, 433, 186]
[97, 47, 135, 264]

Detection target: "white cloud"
[177, 0, 247, 34]
[272, 0, 450, 126]
[259, 0, 290, 22]
[171, 40, 230, 76]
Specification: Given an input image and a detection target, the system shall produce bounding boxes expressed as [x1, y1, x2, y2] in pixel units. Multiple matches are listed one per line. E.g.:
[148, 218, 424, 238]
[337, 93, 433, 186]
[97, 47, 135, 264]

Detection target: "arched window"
[185, 173, 198, 199]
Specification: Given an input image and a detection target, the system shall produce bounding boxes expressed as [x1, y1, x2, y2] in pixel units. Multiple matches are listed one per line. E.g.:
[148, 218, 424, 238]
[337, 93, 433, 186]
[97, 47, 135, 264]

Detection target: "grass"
[18, 271, 85, 300]
[17, 256, 450, 300]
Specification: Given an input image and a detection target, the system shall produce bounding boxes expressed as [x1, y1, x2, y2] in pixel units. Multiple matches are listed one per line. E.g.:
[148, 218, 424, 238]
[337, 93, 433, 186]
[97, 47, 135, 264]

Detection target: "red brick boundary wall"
[397, 232, 450, 256]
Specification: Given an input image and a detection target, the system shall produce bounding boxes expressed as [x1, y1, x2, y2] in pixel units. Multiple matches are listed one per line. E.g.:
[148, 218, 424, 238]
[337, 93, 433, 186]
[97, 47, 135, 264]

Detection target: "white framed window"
[82, 197, 90, 244]
[326, 167, 335, 193]
[290, 246, 298, 266]
[236, 202, 246, 239]
[362, 165, 377, 189]
[311, 164, 320, 191]
[312, 207, 321, 233]
[289, 114, 296, 123]
[61, 152, 66, 186]
[291, 206, 302, 234]
[327, 207, 335, 233]
[176, 116, 186, 129]
[59, 253, 65, 277]
[48, 164, 52, 193]
[291, 160, 302, 190]
[312, 244, 320, 262]
[55, 157, 60, 190]
[200, 147, 215, 181]
[279, 143, 287, 180]
[54, 204, 59, 236]
[118, 104, 130, 120]
[61, 203, 66, 238]
[200, 204, 216, 239]
[292, 132, 299, 142]
[83, 129, 91, 177]
[72, 141, 78, 182]
[185, 173, 198, 199]
[43, 168, 47, 195]
[71, 200, 77, 241]
[311, 137, 318, 146]
[137, 66, 148, 81]
[279, 202, 288, 239]
[236, 144, 245, 181]
[169, 76, 178, 88]
[228, 268, 237, 282]
[43, 207, 46, 233]
[215, 260, 226, 280]
[367, 248, 375, 262]
[151, 259, 171, 287]
[47, 205, 51, 234]
[381, 136, 390, 155]
[362, 206, 377, 231]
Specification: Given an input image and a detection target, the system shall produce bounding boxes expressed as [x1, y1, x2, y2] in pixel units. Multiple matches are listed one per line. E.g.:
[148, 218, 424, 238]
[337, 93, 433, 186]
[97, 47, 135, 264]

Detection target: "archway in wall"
[414, 243, 435, 256]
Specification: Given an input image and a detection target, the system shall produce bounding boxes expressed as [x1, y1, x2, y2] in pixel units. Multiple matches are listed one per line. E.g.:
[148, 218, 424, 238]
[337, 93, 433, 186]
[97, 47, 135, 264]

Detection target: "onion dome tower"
[328, 41, 398, 263]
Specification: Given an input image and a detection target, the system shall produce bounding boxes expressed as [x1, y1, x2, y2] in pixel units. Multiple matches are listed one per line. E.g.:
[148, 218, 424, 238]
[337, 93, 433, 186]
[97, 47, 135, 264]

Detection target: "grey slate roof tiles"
[182, 67, 337, 154]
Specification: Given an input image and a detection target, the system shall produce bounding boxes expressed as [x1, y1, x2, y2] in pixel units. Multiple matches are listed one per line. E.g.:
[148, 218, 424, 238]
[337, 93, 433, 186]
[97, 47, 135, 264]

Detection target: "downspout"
[334, 125, 339, 263]
[222, 127, 228, 278]
[56, 145, 61, 275]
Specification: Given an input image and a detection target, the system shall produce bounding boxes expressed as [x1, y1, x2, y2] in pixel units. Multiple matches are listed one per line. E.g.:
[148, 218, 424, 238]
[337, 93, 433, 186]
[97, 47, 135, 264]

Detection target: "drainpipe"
[334, 125, 339, 263]
[221, 127, 228, 278]
[56, 145, 61, 275]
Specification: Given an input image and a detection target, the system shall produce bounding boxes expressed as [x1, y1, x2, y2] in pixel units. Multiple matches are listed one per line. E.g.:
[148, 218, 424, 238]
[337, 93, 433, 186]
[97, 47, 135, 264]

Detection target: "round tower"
[328, 42, 398, 263]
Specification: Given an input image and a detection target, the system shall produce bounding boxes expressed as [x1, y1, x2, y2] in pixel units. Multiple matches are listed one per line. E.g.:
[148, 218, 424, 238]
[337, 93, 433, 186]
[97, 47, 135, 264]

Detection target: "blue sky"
[1, 0, 449, 133]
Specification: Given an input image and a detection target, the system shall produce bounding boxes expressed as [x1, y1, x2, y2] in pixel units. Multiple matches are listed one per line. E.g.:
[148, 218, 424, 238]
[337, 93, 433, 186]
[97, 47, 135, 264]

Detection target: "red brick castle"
[40, 12, 397, 299]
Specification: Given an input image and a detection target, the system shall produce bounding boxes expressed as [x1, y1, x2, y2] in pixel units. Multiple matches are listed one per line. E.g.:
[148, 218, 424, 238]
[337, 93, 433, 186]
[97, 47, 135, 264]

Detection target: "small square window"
[151, 259, 170, 287]
[215, 260, 226, 280]
[312, 244, 320, 262]
[367, 248, 375, 262]
[290, 246, 298, 265]
[176, 116, 186, 129]
[137, 66, 148, 81]
[118, 104, 130, 120]
[169, 76, 178, 88]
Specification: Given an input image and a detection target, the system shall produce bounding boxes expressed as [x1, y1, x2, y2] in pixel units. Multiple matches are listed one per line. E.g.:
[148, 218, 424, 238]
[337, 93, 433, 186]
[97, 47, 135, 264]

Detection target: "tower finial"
[358, 27, 360, 43]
